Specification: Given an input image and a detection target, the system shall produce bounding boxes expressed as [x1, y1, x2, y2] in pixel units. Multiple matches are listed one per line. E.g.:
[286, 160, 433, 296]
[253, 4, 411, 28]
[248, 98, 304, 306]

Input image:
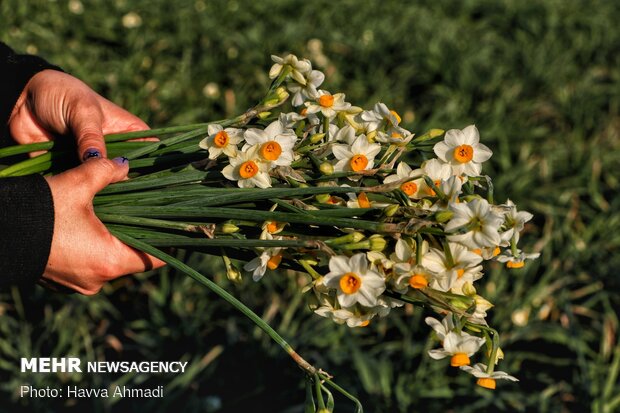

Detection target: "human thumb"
[77, 157, 129, 196]
[69, 103, 108, 162]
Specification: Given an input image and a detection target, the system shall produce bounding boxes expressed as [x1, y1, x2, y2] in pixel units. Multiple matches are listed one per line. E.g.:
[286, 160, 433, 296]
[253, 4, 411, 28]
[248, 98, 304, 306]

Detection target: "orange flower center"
[318, 94, 335, 108]
[507, 261, 525, 269]
[492, 247, 501, 257]
[239, 161, 259, 179]
[391, 131, 403, 139]
[267, 254, 282, 270]
[266, 221, 279, 233]
[213, 131, 229, 148]
[477, 378, 496, 390]
[456, 268, 465, 278]
[339, 272, 362, 294]
[300, 108, 308, 116]
[450, 352, 470, 367]
[260, 141, 282, 161]
[357, 192, 371, 208]
[408, 274, 428, 289]
[401, 181, 418, 196]
[454, 144, 474, 163]
[359, 320, 370, 327]
[472, 249, 482, 255]
[389, 110, 401, 124]
[350, 154, 369, 172]
[428, 179, 441, 196]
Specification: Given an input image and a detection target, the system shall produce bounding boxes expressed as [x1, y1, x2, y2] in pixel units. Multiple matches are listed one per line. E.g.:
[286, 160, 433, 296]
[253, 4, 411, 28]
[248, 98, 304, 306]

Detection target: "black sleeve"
[0, 43, 59, 288]
[0, 175, 54, 287]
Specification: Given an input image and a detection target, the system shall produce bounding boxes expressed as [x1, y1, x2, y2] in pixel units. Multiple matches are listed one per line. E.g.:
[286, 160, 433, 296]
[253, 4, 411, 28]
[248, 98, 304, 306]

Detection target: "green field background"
[1, 1, 619, 412]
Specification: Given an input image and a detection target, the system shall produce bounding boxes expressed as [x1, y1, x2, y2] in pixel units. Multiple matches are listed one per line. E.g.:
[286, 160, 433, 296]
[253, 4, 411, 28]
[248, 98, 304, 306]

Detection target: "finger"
[74, 156, 130, 195]
[109, 240, 167, 277]
[67, 102, 107, 162]
[99, 98, 154, 138]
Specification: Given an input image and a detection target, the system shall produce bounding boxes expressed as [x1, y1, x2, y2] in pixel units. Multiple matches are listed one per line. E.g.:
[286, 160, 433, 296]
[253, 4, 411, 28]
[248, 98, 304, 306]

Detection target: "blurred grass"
[1, 0, 619, 412]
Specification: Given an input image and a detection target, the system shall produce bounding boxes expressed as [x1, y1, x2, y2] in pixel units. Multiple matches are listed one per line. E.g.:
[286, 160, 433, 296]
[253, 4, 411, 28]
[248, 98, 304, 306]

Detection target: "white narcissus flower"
[394, 264, 437, 292]
[420, 158, 453, 197]
[222, 145, 271, 188]
[383, 162, 424, 199]
[460, 363, 519, 389]
[287, 69, 325, 106]
[360, 102, 402, 132]
[422, 243, 483, 292]
[198, 124, 244, 159]
[498, 199, 534, 246]
[323, 253, 386, 308]
[314, 301, 376, 328]
[304, 90, 352, 119]
[332, 135, 381, 177]
[329, 124, 356, 144]
[243, 247, 284, 281]
[496, 249, 540, 269]
[269, 54, 312, 84]
[433, 125, 492, 177]
[428, 331, 486, 367]
[375, 126, 414, 146]
[425, 315, 456, 341]
[446, 198, 503, 249]
[243, 120, 297, 168]
[428, 175, 463, 211]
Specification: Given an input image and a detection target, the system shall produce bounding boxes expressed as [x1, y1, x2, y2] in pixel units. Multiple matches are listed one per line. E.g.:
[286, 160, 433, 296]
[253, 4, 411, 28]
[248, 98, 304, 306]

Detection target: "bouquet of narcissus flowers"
[0, 54, 539, 409]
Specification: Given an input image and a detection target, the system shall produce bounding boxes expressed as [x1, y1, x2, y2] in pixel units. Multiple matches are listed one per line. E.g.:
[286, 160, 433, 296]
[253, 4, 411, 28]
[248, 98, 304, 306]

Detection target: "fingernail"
[113, 156, 129, 165]
[82, 148, 101, 161]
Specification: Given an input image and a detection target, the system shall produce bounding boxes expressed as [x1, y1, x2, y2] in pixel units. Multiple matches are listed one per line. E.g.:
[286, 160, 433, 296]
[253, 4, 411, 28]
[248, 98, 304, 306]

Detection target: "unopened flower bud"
[316, 194, 332, 203]
[326, 232, 365, 246]
[462, 281, 476, 296]
[220, 223, 240, 234]
[223, 255, 242, 284]
[310, 133, 326, 144]
[450, 298, 473, 311]
[429, 128, 445, 138]
[275, 86, 289, 101]
[383, 204, 400, 217]
[369, 235, 386, 252]
[474, 295, 493, 312]
[258, 111, 272, 120]
[434, 210, 454, 223]
[319, 162, 334, 175]
[462, 194, 482, 203]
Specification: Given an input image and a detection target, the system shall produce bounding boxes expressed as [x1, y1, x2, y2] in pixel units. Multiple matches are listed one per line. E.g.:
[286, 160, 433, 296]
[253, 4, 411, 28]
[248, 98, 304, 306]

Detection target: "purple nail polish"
[82, 148, 101, 161]
[113, 156, 129, 165]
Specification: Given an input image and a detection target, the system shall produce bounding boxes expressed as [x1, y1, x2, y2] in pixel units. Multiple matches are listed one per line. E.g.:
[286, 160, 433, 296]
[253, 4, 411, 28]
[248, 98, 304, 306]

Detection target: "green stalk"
[95, 205, 404, 234]
[0, 142, 54, 159]
[109, 229, 321, 378]
[132, 238, 322, 249]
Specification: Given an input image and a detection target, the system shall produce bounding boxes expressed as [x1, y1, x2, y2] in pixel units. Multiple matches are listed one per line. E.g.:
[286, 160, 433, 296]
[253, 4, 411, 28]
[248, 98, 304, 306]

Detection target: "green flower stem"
[98, 167, 217, 195]
[382, 289, 428, 306]
[464, 322, 500, 375]
[166, 186, 373, 208]
[123, 127, 210, 160]
[0, 151, 71, 177]
[97, 213, 217, 234]
[129, 238, 323, 249]
[95, 205, 409, 235]
[109, 229, 321, 377]
[0, 142, 54, 159]
[321, 376, 364, 413]
[297, 260, 322, 280]
[105, 122, 217, 142]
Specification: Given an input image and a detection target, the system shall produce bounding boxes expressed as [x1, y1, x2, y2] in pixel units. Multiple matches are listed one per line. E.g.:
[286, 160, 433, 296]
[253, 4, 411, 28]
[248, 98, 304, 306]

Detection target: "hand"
[43, 157, 165, 295]
[8, 69, 149, 160]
